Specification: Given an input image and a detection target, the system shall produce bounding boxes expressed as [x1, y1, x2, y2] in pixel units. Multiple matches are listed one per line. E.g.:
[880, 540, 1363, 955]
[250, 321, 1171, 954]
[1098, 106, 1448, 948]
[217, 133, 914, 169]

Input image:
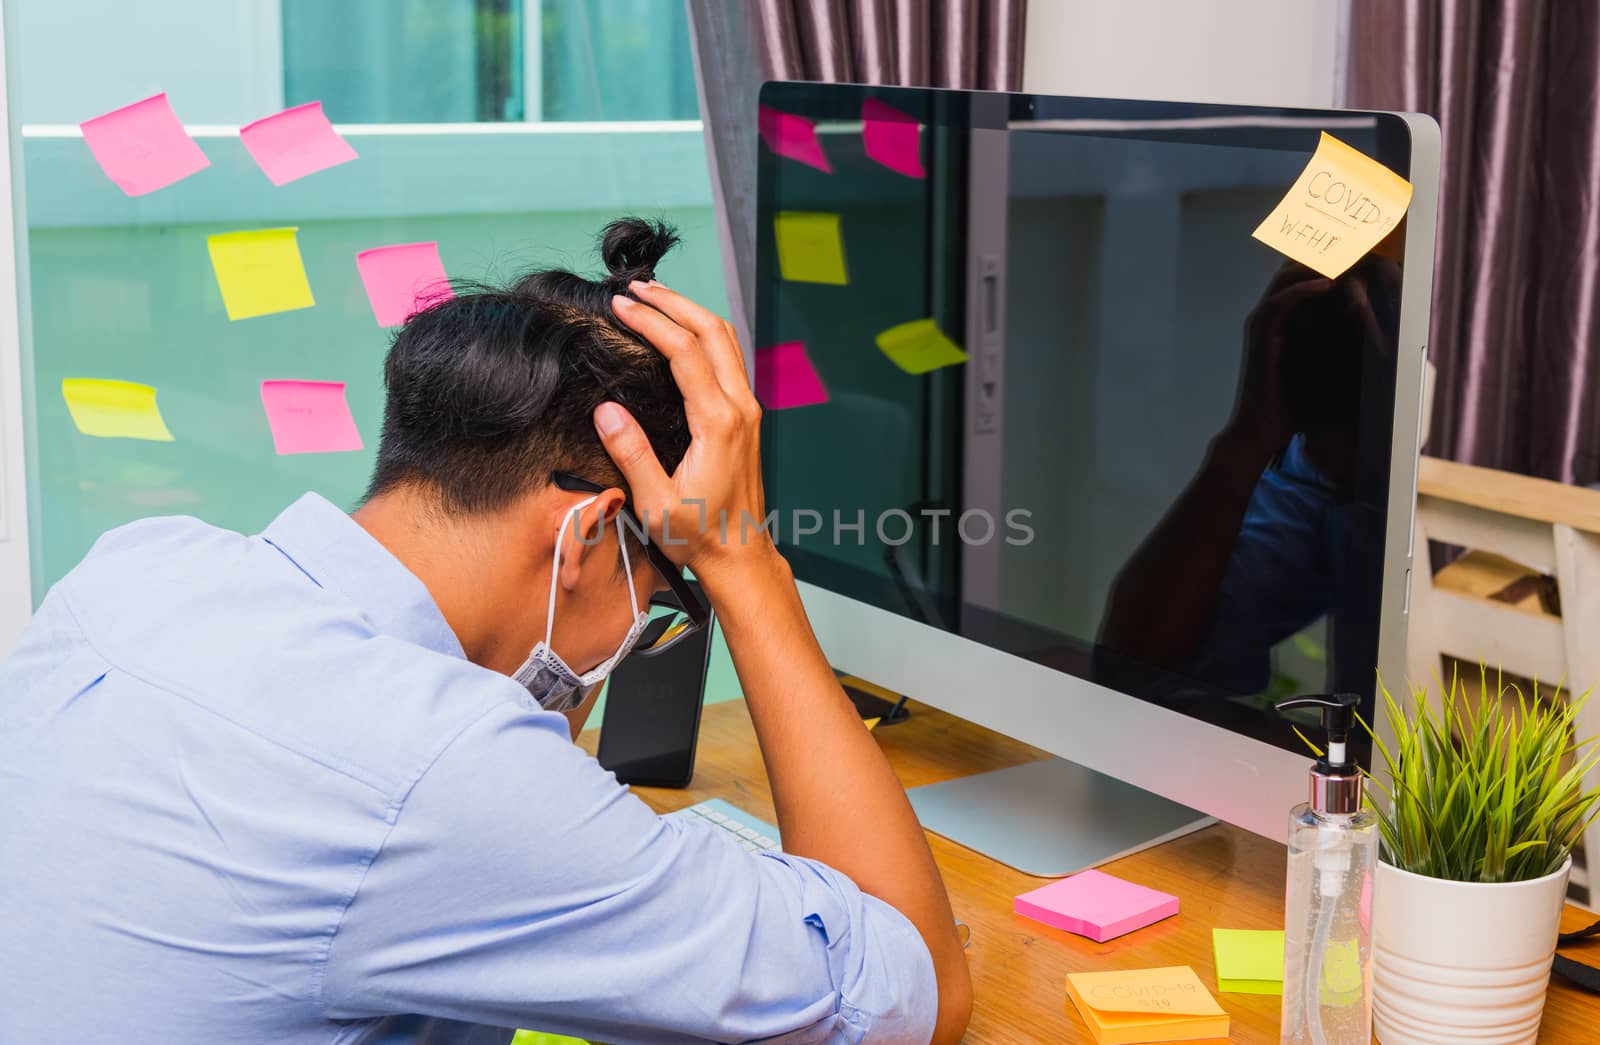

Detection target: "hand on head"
[595, 282, 771, 586]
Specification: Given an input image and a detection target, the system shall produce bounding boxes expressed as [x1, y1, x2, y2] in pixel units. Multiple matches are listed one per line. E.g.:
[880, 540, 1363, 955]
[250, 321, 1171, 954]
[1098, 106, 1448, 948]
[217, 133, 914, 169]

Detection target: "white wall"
[15, 0, 282, 124]
[1024, 0, 1346, 109]
[1, 0, 30, 653]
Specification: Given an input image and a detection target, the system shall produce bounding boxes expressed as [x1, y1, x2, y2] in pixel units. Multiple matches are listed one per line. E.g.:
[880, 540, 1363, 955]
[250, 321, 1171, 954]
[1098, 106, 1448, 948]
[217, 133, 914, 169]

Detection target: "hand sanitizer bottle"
[1275, 693, 1376, 1045]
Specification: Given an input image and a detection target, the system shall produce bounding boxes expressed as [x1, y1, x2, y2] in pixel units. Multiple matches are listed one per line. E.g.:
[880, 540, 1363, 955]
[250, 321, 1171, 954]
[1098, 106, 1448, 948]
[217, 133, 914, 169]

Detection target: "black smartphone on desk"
[596, 606, 715, 789]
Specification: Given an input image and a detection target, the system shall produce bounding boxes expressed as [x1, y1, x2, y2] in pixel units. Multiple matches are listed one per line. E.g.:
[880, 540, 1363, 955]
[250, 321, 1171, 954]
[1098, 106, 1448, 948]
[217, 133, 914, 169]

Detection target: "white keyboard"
[669, 798, 781, 853]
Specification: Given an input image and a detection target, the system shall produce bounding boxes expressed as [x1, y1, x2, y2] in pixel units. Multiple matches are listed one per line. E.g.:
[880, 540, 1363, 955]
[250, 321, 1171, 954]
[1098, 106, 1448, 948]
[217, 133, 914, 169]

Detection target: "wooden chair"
[1407, 455, 1600, 907]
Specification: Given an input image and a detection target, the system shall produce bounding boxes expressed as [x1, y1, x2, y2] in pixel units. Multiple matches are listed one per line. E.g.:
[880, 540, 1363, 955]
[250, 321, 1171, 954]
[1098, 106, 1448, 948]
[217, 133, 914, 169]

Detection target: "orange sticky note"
[1064, 966, 1229, 1045]
[1252, 132, 1413, 278]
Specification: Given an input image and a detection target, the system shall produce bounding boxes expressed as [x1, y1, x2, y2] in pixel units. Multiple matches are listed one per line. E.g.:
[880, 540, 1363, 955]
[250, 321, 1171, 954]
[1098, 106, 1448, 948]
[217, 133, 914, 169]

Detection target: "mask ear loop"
[617, 514, 643, 620]
[545, 495, 600, 650]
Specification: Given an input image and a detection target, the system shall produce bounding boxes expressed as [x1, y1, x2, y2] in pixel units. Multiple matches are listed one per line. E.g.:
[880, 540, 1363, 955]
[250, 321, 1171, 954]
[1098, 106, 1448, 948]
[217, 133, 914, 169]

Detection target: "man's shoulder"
[49, 511, 536, 800]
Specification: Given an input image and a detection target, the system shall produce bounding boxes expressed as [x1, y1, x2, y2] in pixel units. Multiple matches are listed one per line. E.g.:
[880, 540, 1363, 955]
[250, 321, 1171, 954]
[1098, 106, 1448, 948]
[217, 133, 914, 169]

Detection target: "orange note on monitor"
[1065, 966, 1230, 1044]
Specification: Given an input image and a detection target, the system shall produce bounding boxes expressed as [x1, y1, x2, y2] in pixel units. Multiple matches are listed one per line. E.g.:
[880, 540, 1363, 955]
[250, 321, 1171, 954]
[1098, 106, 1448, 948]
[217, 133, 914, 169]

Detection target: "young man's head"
[356, 218, 691, 688]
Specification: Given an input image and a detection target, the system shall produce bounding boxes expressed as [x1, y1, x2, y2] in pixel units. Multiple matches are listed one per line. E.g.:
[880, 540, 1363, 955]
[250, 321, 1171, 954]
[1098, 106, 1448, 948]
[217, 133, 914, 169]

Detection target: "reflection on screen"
[756, 86, 1407, 760]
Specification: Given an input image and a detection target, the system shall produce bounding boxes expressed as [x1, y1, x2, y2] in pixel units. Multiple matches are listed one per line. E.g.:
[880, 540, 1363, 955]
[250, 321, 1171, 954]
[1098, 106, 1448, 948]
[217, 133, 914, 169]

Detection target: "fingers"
[593, 402, 672, 509]
[627, 281, 754, 403]
[611, 295, 726, 420]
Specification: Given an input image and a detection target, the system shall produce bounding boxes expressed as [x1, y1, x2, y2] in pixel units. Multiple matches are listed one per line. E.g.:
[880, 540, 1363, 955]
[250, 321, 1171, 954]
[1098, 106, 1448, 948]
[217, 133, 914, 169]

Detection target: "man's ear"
[556, 489, 627, 592]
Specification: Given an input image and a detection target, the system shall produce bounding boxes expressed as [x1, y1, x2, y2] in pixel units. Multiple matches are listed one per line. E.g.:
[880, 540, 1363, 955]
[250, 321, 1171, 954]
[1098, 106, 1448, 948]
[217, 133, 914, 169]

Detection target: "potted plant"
[1366, 668, 1600, 1045]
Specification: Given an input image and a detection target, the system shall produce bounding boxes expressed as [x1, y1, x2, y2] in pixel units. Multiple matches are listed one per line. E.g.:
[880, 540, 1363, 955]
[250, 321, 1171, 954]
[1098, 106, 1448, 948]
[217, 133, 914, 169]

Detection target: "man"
[0, 220, 971, 1044]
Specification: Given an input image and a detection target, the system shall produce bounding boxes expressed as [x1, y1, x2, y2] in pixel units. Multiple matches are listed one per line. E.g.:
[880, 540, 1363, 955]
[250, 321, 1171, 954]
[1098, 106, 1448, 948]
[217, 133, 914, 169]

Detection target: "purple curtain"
[1347, 0, 1600, 484]
[686, 0, 1026, 359]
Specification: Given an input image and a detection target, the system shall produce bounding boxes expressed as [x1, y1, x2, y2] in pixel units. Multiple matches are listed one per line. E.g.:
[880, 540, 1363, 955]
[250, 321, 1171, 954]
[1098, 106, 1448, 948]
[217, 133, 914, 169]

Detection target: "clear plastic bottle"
[1275, 694, 1377, 1045]
[1282, 803, 1377, 1045]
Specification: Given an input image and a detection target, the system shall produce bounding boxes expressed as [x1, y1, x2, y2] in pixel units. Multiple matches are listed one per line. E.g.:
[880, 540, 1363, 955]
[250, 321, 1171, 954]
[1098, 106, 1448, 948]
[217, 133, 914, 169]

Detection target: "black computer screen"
[754, 83, 1416, 765]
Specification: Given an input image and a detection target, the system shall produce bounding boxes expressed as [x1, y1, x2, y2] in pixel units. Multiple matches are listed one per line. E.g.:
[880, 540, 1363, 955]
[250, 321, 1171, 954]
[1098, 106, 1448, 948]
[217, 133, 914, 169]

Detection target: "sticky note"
[874, 318, 969, 375]
[774, 212, 848, 285]
[755, 341, 829, 410]
[862, 98, 925, 178]
[1212, 928, 1285, 994]
[863, 717, 881, 731]
[79, 92, 209, 196]
[207, 228, 315, 321]
[1014, 869, 1178, 942]
[61, 379, 174, 441]
[356, 241, 454, 326]
[1321, 937, 1365, 1002]
[1065, 966, 1230, 1045]
[259, 380, 363, 455]
[239, 100, 358, 186]
[758, 107, 832, 173]
[1252, 131, 1414, 278]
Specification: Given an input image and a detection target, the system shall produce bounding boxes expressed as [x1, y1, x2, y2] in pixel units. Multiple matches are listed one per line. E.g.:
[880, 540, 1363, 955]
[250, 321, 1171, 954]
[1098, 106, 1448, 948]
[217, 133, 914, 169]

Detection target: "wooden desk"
[581, 699, 1600, 1043]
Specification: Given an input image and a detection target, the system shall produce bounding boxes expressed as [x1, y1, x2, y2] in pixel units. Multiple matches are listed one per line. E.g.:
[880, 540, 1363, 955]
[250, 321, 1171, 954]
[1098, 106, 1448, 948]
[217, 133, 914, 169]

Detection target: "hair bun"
[600, 217, 680, 285]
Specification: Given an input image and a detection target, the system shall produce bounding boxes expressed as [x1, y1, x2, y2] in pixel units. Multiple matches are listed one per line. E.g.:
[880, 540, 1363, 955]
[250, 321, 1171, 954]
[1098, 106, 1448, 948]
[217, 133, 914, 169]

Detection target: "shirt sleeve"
[316, 702, 938, 1045]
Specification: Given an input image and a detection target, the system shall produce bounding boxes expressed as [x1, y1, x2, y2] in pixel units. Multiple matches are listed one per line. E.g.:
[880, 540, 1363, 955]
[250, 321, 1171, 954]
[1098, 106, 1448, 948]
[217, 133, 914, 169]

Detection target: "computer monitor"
[753, 83, 1437, 871]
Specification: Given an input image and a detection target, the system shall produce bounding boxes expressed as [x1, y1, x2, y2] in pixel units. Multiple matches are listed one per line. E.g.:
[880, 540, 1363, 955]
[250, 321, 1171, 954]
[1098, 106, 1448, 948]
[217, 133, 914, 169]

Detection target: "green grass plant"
[1363, 666, 1600, 883]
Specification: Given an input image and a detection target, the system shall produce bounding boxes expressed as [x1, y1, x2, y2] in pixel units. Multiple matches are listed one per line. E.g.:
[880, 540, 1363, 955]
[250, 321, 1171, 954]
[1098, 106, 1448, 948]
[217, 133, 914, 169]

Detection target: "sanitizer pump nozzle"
[1273, 693, 1375, 1045]
[1275, 693, 1364, 815]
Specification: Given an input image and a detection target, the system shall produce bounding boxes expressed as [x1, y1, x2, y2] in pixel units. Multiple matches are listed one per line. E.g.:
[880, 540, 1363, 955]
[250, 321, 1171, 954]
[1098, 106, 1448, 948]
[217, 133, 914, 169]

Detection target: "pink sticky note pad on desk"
[758, 107, 832, 173]
[80, 92, 210, 196]
[260, 380, 363, 455]
[240, 101, 358, 185]
[862, 98, 925, 179]
[755, 341, 829, 410]
[1014, 869, 1179, 942]
[356, 241, 454, 326]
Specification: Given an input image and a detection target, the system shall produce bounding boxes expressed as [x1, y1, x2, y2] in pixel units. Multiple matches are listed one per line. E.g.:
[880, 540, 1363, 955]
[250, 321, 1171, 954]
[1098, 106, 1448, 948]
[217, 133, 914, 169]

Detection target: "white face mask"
[512, 494, 651, 711]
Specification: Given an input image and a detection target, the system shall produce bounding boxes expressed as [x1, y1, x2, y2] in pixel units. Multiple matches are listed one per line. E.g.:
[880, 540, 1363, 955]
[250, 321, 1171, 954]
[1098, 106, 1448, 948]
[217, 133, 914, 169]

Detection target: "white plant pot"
[1372, 856, 1571, 1045]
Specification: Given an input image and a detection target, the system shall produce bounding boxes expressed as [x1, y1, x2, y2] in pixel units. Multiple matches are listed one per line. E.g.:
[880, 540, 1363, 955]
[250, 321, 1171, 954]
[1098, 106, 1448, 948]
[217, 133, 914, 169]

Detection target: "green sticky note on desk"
[875, 318, 969, 374]
[1212, 928, 1284, 995]
[510, 1032, 587, 1045]
[774, 211, 848, 285]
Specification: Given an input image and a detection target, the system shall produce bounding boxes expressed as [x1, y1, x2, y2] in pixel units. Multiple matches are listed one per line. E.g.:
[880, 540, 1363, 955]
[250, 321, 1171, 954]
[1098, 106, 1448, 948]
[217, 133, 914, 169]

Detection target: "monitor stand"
[906, 758, 1216, 878]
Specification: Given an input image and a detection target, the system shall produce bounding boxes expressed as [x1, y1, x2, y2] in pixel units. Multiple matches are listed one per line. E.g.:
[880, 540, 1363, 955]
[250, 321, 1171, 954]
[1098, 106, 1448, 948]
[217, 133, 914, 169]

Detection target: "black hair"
[365, 218, 690, 516]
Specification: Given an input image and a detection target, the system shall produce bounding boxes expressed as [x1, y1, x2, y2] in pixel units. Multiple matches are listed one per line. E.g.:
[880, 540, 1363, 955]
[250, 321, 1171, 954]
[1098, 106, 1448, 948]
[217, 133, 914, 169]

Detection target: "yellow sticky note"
[1065, 966, 1229, 1045]
[875, 318, 969, 375]
[1252, 132, 1413, 278]
[207, 227, 316, 320]
[1320, 937, 1365, 1006]
[774, 211, 848, 285]
[862, 717, 881, 732]
[1212, 928, 1284, 994]
[61, 379, 175, 441]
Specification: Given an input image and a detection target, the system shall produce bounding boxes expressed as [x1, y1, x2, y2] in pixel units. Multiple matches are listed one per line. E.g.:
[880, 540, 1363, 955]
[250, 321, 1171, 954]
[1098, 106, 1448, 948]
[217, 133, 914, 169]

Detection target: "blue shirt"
[0, 494, 936, 1045]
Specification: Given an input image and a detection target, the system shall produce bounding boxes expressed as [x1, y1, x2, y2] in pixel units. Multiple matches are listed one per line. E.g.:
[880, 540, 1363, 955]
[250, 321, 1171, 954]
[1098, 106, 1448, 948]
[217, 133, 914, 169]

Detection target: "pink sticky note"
[259, 380, 363, 455]
[1013, 869, 1179, 942]
[861, 98, 925, 179]
[755, 341, 829, 410]
[1359, 872, 1372, 933]
[239, 101, 358, 186]
[355, 242, 454, 326]
[758, 106, 832, 174]
[79, 93, 210, 196]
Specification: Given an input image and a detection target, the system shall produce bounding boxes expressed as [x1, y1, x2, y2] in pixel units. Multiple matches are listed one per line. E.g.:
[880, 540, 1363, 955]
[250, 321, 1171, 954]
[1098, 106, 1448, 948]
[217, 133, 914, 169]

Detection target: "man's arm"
[596, 282, 971, 1044]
